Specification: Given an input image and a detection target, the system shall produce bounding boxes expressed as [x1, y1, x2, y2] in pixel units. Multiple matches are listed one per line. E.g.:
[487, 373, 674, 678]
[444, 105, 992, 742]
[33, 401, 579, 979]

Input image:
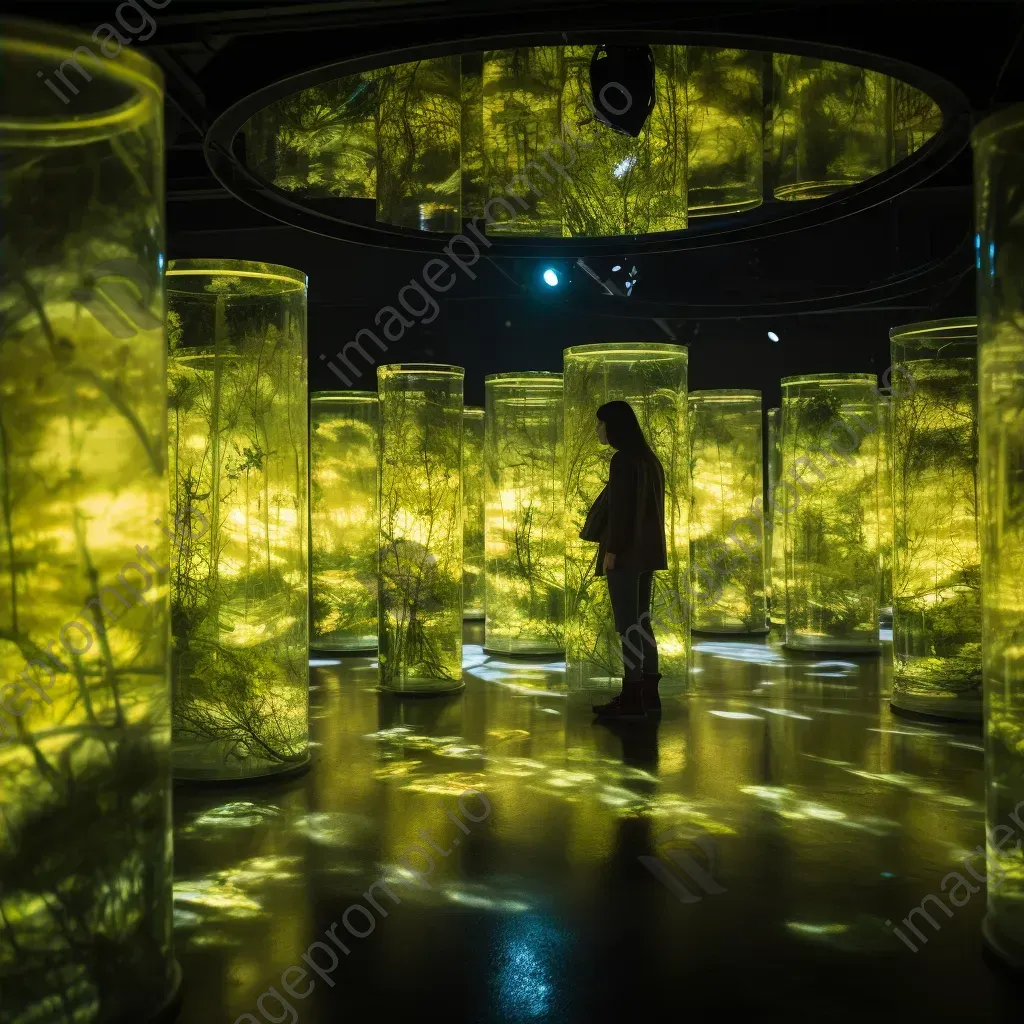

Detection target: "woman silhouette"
[586, 400, 667, 718]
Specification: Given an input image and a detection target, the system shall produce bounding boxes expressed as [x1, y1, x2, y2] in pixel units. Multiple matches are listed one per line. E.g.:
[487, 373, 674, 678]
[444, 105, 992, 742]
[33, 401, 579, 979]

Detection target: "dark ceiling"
[10, 0, 1024, 402]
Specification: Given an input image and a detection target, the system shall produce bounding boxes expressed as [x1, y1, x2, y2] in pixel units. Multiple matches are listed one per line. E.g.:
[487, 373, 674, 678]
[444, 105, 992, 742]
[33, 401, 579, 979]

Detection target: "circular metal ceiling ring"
[204, 29, 972, 255]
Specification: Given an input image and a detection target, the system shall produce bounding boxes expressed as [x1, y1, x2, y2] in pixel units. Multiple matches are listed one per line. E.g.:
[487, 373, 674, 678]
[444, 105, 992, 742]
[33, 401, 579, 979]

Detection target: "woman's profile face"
[596, 417, 608, 445]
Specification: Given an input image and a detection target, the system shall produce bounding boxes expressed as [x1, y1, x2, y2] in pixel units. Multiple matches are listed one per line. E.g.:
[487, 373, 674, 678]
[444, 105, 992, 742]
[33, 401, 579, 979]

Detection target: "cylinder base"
[783, 642, 882, 656]
[692, 627, 770, 638]
[173, 753, 312, 786]
[983, 916, 1024, 972]
[379, 681, 466, 697]
[310, 644, 378, 657]
[483, 646, 565, 659]
[150, 961, 183, 1023]
[889, 698, 982, 726]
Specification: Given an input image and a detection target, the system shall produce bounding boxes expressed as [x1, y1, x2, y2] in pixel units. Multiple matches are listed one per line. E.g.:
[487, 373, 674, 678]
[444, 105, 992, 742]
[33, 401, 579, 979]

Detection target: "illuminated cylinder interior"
[483, 373, 565, 655]
[563, 344, 689, 687]
[378, 364, 464, 692]
[683, 46, 764, 218]
[771, 54, 942, 201]
[878, 397, 895, 623]
[376, 57, 462, 232]
[767, 407, 787, 626]
[974, 107, 1024, 967]
[310, 391, 379, 652]
[890, 319, 980, 720]
[688, 390, 768, 633]
[781, 374, 881, 652]
[167, 259, 310, 780]
[0, 23, 177, 1019]
[463, 407, 485, 620]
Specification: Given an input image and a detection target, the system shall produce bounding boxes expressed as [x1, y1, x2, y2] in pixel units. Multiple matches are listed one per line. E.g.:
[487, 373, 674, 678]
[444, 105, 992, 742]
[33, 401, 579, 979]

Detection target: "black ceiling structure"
[202, 29, 971, 255]
[10, 0, 1024, 399]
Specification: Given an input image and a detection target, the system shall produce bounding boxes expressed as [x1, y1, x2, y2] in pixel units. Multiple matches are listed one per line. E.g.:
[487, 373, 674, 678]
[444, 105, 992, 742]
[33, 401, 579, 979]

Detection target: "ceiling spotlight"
[589, 45, 656, 137]
[542, 268, 560, 288]
[612, 264, 622, 272]
[768, 331, 780, 342]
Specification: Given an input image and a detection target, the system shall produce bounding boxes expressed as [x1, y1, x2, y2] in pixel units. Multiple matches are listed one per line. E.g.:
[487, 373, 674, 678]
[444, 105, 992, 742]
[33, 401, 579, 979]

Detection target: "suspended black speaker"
[589, 44, 656, 138]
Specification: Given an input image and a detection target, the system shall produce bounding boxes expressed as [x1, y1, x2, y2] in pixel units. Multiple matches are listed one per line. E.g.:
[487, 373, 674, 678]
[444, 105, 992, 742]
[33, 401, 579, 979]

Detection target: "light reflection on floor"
[171, 627, 1013, 1022]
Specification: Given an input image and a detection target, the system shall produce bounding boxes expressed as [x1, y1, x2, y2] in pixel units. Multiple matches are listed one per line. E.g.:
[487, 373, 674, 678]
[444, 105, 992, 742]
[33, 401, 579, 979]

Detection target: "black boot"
[592, 678, 646, 719]
[641, 672, 662, 712]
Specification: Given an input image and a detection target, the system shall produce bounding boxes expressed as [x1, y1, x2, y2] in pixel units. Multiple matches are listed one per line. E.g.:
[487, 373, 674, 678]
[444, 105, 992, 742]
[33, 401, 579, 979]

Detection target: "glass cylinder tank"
[310, 391, 379, 652]
[463, 407, 485, 620]
[688, 391, 768, 633]
[484, 373, 565, 655]
[563, 344, 689, 688]
[0, 21, 178, 1020]
[770, 55, 941, 201]
[167, 260, 310, 781]
[974, 107, 1024, 967]
[767, 407, 786, 627]
[378, 364, 464, 693]
[889, 319, 981, 720]
[878, 397, 895, 624]
[781, 374, 881, 652]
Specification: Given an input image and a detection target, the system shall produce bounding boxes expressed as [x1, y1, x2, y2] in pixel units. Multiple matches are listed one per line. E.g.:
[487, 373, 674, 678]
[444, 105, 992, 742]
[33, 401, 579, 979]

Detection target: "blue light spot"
[542, 268, 559, 287]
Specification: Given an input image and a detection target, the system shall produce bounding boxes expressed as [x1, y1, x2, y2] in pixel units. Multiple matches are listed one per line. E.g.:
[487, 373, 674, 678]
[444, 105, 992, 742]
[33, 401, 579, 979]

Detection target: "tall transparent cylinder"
[767, 407, 786, 627]
[463, 407, 485, 620]
[484, 373, 565, 655]
[688, 390, 768, 633]
[563, 344, 689, 688]
[878, 398, 895, 624]
[0, 22, 177, 1019]
[890, 319, 981, 720]
[781, 374, 881, 652]
[167, 260, 310, 781]
[378, 365, 464, 693]
[310, 392, 378, 652]
[975, 107, 1024, 967]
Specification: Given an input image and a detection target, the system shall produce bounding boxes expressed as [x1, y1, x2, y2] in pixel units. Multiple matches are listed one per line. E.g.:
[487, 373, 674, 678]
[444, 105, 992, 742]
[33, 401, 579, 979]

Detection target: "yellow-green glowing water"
[975, 107, 1024, 964]
[781, 374, 882, 652]
[378, 365, 464, 691]
[890, 324, 981, 721]
[0, 22, 175, 1021]
[167, 260, 310, 781]
[688, 390, 767, 633]
[463, 407, 485, 620]
[310, 392, 378, 652]
[484, 374, 565, 655]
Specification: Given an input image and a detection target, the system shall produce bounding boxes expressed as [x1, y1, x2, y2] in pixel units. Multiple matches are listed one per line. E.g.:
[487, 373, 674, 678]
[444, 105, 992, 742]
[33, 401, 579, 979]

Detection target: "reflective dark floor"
[173, 626, 1019, 1023]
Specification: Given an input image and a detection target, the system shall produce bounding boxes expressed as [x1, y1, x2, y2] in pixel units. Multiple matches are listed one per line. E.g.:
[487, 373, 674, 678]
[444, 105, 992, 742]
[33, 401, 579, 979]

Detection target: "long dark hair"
[597, 400, 651, 452]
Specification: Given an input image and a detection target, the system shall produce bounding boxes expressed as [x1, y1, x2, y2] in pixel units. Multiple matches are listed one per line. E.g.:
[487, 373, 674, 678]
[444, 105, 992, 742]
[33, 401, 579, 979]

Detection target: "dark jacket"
[594, 446, 668, 576]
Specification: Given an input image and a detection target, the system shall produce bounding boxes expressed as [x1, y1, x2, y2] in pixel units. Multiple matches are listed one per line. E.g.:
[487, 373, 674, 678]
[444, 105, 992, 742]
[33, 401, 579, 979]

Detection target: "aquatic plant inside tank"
[688, 390, 767, 633]
[378, 364, 464, 692]
[767, 407, 786, 627]
[167, 260, 310, 781]
[0, 21, 176, 1021]
[890, 319, 980, 720]
[484, 373, 565, 655]
[781, 374, 881, 652]
[974, 105, 1024, 966]
[310, 391, 379, 651]
[463, 407, 485, 620]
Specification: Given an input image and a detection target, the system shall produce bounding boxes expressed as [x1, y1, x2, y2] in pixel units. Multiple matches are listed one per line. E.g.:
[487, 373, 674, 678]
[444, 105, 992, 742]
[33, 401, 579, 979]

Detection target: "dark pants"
[606, 570, 658, 681]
